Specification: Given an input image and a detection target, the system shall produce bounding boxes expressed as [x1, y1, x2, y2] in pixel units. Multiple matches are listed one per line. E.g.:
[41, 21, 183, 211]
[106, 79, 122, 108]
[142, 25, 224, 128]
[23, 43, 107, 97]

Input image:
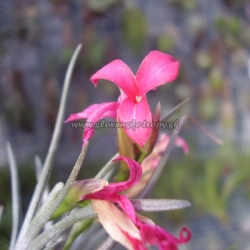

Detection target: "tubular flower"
[142, 133, 189, 170]
[82, 156, 191, 249]
[66, 51, 179, 147]
[92, 199, 142, 250]
[126, 133, 189, 198]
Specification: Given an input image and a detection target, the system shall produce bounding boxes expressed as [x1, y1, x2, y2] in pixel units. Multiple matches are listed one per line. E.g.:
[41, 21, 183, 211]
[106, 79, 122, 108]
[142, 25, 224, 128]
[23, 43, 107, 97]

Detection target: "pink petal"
[110, 156, 142, 192]
[65, 104, 101, 122]
[65, 103, 118, 122]
[117, 97, 152, 148]
[82, 102, 119, 145]
[81, 155, 192, 249]
[113, 195, 137, 223]
[138, 222, 191, 249]
[83, 156, 142, 222]
[84, 157, 142, 196]
[175, 137, 189, 154]
[90, 60, 139, 101]
[92, 200, 141, 250]
[136, 51, 180, 96]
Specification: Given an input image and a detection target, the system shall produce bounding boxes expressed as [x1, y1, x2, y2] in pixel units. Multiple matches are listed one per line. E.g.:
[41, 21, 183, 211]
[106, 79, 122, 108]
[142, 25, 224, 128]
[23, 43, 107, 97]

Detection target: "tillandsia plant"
[3, 45, 222, 250]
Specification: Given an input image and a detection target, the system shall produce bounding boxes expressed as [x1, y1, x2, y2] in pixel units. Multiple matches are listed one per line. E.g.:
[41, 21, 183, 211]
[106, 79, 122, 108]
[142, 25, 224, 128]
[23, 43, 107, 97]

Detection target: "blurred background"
[0, 0, 250, 249]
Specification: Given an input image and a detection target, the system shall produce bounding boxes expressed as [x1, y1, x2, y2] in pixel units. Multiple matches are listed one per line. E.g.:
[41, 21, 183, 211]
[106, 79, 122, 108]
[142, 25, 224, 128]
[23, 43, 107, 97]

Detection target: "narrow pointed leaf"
[35, 156, 50, 204]
[97, 236, 116, 250]
[16, 44, 82, 247]
[131, 199, 191, 212]
[34, 156, 53, 231]
[63, 219, 94, 250]
[17, 144, 88, 250]
[161, 98, 190, 123]
[186, 116, 223, 145]
[7, 143, 21, 250]
[28, 206, 97, 250]
[43, 237, 66, 250]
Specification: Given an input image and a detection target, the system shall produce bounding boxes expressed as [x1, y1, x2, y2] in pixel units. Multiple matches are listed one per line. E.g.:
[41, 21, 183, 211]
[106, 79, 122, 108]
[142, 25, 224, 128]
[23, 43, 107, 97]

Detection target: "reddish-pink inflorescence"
[82, 156, 191, 250]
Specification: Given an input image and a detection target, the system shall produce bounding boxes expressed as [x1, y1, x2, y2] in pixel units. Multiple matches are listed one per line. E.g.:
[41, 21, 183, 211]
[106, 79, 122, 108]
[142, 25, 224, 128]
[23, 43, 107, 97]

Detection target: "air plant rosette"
[3, 45, 222, 250]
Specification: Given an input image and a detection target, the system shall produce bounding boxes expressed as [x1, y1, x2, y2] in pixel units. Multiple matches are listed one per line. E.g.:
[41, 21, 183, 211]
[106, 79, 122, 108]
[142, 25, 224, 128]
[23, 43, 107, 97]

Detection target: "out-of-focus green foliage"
[157, 34, 176, 52]
[220, 102, 235, 130]
[0, 169, 11, 249]
[0, 234, 8, 250]
[122, 7, 148, 52]
[198, 95, 218, 121]
[195, 51, 213, 70]
[169, 0, 198, 10]
[215, 17, 241, 38]
[209, 67, 224, 93]
[85, 41, 107, 69]
[4, 96, 34, 132]
[82, 35, 107, 72]
[88, 0, 121, 12]
[62, 47, 75, 65]
[154, 147, 250, 225]
[174, 84, 193, 100]
[242, 26, 250, 46]
[214, 16, 242, 49]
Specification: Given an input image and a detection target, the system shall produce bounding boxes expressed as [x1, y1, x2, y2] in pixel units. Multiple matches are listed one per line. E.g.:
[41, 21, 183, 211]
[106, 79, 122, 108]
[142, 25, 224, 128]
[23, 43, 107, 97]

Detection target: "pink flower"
[92, 199, 142, 250]
[146, 133, 189, 170]
[83, 156, 191, 249]
[66, 51, 179, 147]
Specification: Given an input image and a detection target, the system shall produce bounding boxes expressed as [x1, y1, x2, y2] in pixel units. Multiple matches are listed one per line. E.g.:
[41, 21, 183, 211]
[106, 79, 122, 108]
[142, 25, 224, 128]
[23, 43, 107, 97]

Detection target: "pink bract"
[83, 156, 191, 249]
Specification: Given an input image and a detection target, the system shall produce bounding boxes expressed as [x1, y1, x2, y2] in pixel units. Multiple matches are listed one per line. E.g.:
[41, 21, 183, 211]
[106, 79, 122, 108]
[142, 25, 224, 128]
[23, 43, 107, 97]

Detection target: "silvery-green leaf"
[131, 199, 191, 212]
[97, 236, 116, 250]
[7, 142, 21, 250]
[15, 44, 82, 248]
[28, 206, 97, 250]
[18, 144, 88, 250]
[160, 99, 189, 123]
[35, 156, 50, 205]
